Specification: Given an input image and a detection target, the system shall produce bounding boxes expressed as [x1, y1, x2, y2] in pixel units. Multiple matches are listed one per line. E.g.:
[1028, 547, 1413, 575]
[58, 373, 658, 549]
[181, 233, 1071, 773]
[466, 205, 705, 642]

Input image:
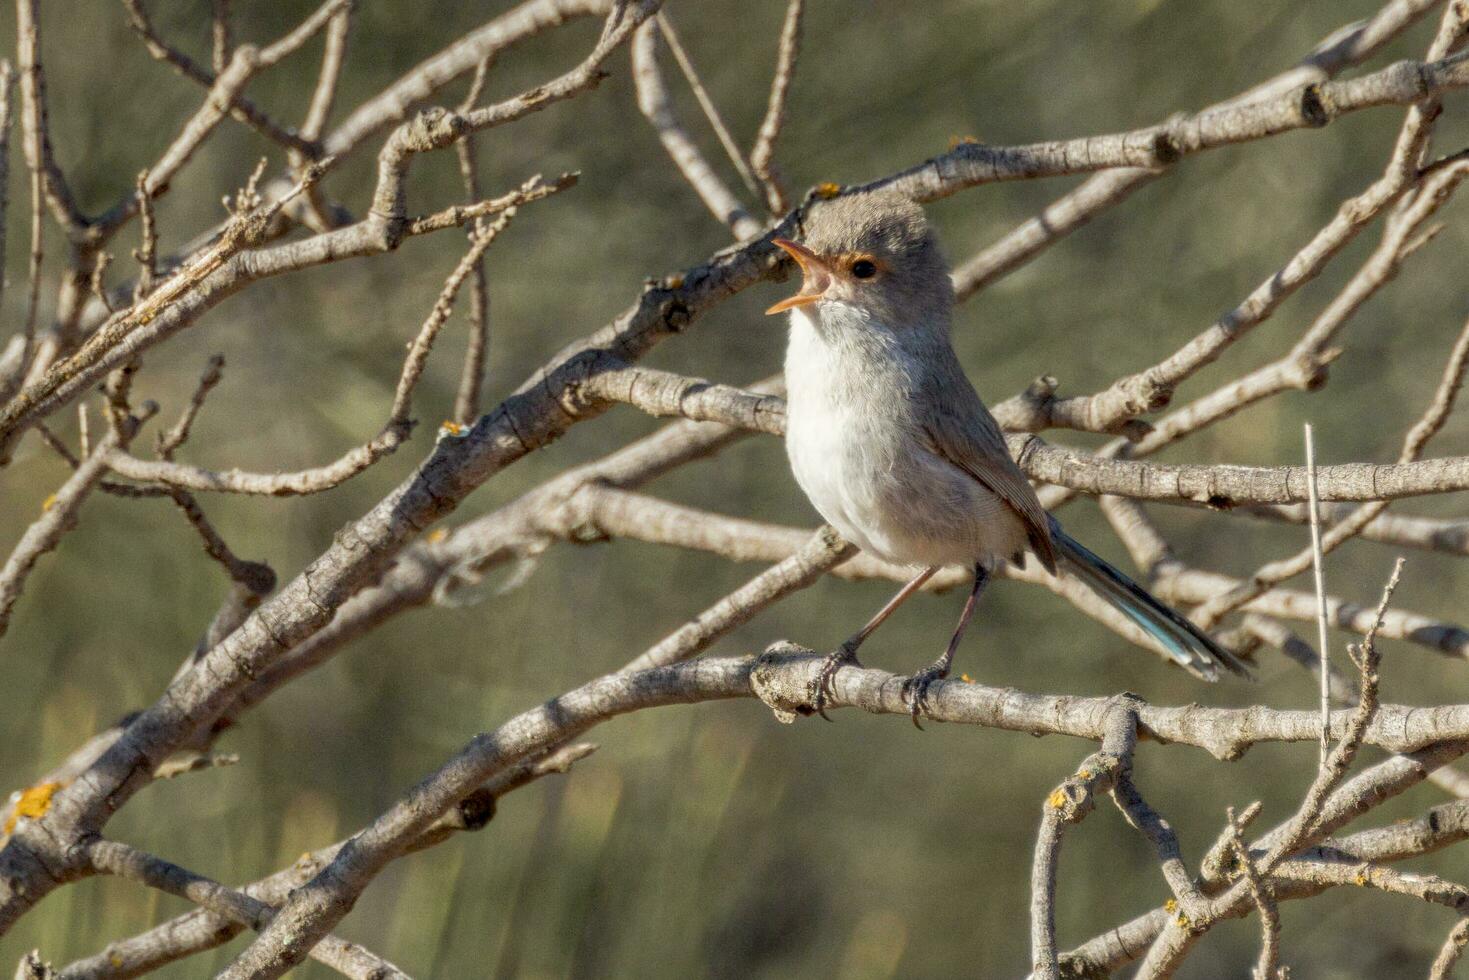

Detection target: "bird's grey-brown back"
[778, 191, 1034, 570]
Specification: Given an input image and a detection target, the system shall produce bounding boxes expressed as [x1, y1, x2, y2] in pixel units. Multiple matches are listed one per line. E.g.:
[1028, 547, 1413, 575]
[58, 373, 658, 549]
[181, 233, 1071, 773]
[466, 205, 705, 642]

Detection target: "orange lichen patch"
[4, 781, 62, 834]
[1047, 788, 1067, 809]
[440, 420, 465, 436]
[958, 673, 974, 684]
[948, 134, 982, 149]
[41, 494, 58, 512]
[813, 182, 842, 199]
[1076, 768, 1093, 781]
[426, 528, 449, 543]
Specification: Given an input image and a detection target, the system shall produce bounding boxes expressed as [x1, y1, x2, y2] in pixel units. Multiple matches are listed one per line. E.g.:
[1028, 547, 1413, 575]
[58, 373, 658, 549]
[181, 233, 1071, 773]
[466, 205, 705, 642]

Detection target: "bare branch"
[1192, 312, 1469, 628]
[952, 0, 1444, 298]
[0, 402, 154, 640]
[322, 0, 614, 160]
[655, 12, 760, 199]
[15, 0, 84, 237]
[300, 3, 352, 142]
[1307, 423, 1332, 765]
[874, 47, 1469, 200]
[631, 19, 760, 239]
[84, 839, 409, 979]
[451, 57, 493, 426]
[620, 525, 854, 673]
[120, 0, 322, 158]
[749, 0, 803, 213]
[1031, 703, 1139, 979]
[1226, 806, 1282, 979]
[95, 189, 555, 498]
[1432, 918, 1469, 979]
[55, 741, 595, 979]
[210, 0, 231, 73]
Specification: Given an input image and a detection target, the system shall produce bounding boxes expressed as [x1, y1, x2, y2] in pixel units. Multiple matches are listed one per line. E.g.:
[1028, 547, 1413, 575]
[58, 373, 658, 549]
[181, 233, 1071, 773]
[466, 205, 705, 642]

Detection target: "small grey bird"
[767, 190, 1249, 721]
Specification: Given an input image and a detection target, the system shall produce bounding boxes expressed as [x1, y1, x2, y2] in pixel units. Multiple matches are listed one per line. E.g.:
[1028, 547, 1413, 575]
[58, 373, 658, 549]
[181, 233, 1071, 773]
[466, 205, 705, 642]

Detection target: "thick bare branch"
[874, 48, 1469, 199]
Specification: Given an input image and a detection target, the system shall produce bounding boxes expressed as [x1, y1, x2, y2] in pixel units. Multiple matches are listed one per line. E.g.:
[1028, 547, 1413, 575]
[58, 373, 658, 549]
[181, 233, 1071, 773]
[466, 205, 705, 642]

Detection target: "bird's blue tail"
[1051, 526, 1252, 681]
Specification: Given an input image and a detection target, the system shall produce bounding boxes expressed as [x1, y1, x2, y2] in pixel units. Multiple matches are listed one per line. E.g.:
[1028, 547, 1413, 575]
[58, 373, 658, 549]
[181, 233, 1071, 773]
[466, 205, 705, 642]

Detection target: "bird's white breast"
[783, 307, 1022, 569]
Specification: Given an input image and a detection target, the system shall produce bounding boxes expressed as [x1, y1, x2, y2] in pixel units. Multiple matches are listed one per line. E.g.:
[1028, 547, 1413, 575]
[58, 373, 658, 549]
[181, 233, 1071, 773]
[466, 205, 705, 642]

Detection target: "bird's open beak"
[765, 238, 832, 315]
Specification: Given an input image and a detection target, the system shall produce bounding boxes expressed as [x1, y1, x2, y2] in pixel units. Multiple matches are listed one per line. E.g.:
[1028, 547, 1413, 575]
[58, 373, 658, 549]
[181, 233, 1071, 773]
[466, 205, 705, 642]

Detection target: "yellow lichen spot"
[1076, 768, 1093, 780]
[1164, 898, 1178, 914]
[959, 673, 974, 684]
[665, 274, 684, 289]
[41, 494, 58, 513]
[109, 954, 123, 968]
[814, 182, 841, 200]
[440, 420, 464, 435]
[3, 781, 61, 834]
[1354, 870, 1369, 886]
[426, 528, 448, 543]
[1175, 913, 1191, 929]
[1047, 788, 1067, 809]
[948, 134, 982, 149]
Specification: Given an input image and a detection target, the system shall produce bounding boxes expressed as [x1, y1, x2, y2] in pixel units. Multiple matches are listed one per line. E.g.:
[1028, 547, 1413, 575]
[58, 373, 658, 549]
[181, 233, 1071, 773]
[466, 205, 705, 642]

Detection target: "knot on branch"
[1287, 351, 1336, 391]
[1150, 127, 1183, 167]
[1299, 84, 1330, 128]
[751, 641, 823, 723]
[394, 107, 468, 157]
[1045, 754, 1121, 824]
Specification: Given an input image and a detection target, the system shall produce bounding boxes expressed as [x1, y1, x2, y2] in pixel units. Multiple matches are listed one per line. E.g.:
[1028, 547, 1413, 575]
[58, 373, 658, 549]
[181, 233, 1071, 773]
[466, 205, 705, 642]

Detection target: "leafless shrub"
[4, 0, 1469, 976]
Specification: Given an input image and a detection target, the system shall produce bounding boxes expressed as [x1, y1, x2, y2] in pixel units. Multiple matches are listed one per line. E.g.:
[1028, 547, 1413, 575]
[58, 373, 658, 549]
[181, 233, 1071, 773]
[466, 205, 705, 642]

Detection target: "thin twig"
[749, 0, 803, 213]
[453, 56, 493, 426]
[1306, 423, 1331, 766]
[655, 11, 760, 198]
[211, 0, 232, 73]
[84, 839, 410, 979]
[0, 402, 156, 640]
[630, 19, 760, 239]
[1226, 805, 1282, 979]
[1431, 918, 1469, 980]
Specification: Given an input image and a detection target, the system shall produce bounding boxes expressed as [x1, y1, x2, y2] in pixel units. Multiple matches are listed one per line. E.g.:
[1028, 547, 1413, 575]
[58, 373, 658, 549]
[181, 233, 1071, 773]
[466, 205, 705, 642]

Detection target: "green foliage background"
[3, 1, 1469, 976]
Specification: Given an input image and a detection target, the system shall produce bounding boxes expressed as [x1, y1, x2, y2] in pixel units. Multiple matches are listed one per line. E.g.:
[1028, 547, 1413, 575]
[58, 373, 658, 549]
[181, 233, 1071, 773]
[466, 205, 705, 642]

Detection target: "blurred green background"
[3, 1, 1469, 976]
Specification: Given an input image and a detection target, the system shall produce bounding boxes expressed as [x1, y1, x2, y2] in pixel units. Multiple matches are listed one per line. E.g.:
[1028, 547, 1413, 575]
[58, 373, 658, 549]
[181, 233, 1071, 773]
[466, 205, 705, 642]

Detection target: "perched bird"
[766, 190, 1249, 721]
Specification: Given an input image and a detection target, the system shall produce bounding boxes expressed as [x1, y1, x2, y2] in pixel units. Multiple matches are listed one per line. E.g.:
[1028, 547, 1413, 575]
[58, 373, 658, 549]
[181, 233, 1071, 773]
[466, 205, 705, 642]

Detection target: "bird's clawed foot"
[901, 660, 950, 729]
[809, 641, 861, 720]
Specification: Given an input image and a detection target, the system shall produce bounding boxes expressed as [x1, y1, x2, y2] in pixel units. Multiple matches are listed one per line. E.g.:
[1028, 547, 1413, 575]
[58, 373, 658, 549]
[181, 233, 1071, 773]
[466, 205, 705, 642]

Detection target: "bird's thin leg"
[810, 565, 938, 717]
[903, 564, 989, 728]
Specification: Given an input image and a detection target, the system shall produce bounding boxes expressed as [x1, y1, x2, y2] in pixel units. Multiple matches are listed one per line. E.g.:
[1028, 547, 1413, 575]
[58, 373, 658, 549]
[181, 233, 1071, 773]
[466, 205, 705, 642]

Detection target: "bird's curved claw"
[809, 642, 861, 720]
[901, 664, 947, 730]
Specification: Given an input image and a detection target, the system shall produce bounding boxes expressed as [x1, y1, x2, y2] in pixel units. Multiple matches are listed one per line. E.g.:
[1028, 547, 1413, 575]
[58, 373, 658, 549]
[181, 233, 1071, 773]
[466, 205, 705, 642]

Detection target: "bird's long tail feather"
[1050, 526, 1252, 681]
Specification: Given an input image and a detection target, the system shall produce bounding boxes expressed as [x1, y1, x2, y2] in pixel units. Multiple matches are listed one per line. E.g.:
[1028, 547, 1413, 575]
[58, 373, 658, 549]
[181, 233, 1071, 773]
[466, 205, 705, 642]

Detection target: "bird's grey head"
[766, 190, 953, 332]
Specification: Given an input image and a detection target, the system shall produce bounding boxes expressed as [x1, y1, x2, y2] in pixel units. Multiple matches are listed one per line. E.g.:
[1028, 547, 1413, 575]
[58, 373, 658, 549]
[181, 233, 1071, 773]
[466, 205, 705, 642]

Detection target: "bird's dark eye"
[851, 259, 877, 280]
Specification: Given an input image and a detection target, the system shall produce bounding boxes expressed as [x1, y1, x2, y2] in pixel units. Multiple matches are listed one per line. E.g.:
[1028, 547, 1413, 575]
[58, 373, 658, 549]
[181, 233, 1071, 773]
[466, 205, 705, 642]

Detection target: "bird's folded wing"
[921, 393, 1057, 574]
